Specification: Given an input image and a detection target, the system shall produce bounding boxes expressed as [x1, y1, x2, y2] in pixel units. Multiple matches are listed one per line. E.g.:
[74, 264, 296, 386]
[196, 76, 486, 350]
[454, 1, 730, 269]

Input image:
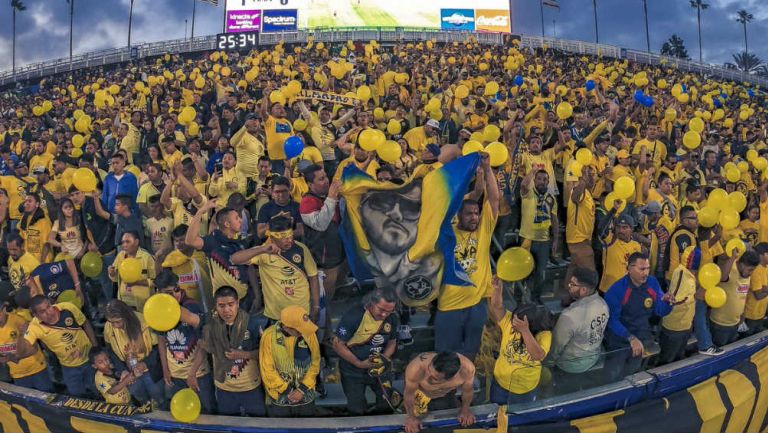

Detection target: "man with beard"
[230, 114, 265, 180]
[260, 85, 294, 173]
[519, 169, 559, 303]
[333, 142, 380, 182]
[358, 180, 442, 304]
[435, 153, 499, 360]
[403, 119, 440, 155]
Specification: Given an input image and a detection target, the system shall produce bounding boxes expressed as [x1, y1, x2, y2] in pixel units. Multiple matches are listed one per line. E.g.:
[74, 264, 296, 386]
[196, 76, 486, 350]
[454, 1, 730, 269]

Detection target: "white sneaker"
[699, 347, 724, 356]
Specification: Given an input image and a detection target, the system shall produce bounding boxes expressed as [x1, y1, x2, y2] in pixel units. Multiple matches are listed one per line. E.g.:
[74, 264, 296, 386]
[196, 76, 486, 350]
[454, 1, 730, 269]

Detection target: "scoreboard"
[225, 0, 512, 33]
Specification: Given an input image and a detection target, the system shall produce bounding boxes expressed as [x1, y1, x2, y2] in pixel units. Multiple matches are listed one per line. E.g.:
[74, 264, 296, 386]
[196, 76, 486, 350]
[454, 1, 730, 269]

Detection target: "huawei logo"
[166, 329, 186, 346]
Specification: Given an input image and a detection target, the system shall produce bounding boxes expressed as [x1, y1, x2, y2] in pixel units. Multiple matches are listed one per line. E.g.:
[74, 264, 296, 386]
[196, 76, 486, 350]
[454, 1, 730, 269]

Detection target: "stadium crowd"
[0, 36, 766, 432]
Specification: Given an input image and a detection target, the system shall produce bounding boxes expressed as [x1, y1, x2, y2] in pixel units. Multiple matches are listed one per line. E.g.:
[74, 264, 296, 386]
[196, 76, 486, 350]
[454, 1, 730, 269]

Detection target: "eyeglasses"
[362, 192, 420, 221]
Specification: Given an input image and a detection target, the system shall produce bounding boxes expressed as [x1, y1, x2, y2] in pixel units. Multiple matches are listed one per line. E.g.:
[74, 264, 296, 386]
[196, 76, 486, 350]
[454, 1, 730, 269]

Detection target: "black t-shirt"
[334, 304, 399, 377]
[82, 197, 116, 254]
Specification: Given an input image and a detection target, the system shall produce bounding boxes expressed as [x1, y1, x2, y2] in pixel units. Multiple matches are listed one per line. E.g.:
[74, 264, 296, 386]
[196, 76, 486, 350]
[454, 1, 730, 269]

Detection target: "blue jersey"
[30, 261, 74, 301]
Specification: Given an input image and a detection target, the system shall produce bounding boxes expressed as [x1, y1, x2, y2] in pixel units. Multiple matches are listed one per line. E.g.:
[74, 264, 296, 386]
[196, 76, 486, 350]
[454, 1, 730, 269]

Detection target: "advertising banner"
[225, 0, 511, 32]
[226, 9, 262, 33]
[262, 9, 299, 32]
[440, 9, 475, 31]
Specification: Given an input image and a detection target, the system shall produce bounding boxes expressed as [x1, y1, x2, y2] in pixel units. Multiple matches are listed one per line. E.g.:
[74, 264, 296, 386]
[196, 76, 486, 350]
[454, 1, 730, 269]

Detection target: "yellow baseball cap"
[280, 305, 318, 337]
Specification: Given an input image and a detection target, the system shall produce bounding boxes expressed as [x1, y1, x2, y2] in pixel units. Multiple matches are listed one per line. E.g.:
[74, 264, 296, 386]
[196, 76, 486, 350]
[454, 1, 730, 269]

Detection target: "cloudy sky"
[0, 0, 765, 72]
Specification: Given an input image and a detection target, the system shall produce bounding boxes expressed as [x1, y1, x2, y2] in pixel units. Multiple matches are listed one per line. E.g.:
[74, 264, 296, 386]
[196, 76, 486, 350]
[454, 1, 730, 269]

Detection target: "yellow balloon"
[356, 85, 372, 101]
[689, 117, 705, 133]
[455, 85, 469, 99]
[373, 107, 385, 121]
[376, 140, 402, 164]
[724, 118, 734, 128]
[462, 140, 484, 155]
[725, 167, 741, 183]
[747, 149, 758, 162]
[725, 238, 747, 258]
[358, 128, 385, 152]
[109, 84, 120, 95]
[737, 161, 749, 173]
[56, 290, 82, 310]
[484, 81, 499, 96]
[286, 80, 302, 96]
[575, 148, 593, 166]
[683, 131, 701, 149]
[483, 125, 501, 142]
[485, 141, 509, 167]
[677, 93, 690, 104]
[170, 388, 201, 423]
[705, 286, 727, 308]
[697, 206, 719, 228]
[72, 134, 85, 148]
[604, 192, 627, 214]
[386, 119, 402, 135]
[144, 293, 181, 332]
[497, 247, 535, 282]
[719, 209, 740, 230]
[657, 79, 668, 89]
[754, 157, 768, 171]
[194, 77, 205, 89]
[739, 110, 750, 121]
[707, 189, 728, 210]
[269, 90, 286, 106]
[188, 122, 200, 137]
[72, 168, 97, 193]
[118, 257, 142, 284]
[664, 108, 677, 122]
[728, 191, 747, 212]
[698, 263, 722, 289]
[556, 102, 573, 120]
[613, 176, 635, 200]
[80, 251, 103, 278]
[293, 118, 307, 132]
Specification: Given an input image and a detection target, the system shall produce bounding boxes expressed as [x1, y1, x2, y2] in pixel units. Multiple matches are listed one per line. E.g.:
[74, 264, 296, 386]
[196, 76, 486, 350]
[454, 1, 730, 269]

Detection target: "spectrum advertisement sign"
[224, 0, 510, 32]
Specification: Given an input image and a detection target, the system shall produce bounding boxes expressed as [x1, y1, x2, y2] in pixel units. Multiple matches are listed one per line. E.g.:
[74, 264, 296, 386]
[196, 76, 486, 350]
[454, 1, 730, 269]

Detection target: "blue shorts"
[14, 369, 54, 393]
[434, 299, 488, 359]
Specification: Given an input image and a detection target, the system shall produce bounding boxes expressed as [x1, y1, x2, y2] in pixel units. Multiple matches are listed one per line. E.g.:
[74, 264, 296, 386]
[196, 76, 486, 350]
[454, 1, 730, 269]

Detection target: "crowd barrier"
[0, 29, 764, 89]
[0, 331, 766, 432]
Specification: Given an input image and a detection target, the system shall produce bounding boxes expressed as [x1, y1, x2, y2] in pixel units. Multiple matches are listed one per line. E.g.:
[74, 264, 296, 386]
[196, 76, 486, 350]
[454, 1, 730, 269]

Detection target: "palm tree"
[689, 0, 709, 63]
[66, 0, 74, 60]
[725, 51, 762, 73]
[11, 0, 26, 74]
[736, 9, 754, 56]
[127, 0, 135, 47]
[660, 34, 689, 59]
[641, 0, 650, 52]
[757, 65, 768, 79]
[592, 0, 599, 43]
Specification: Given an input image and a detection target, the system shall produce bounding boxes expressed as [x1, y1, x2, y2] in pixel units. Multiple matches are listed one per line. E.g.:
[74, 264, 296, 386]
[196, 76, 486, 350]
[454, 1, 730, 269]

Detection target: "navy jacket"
[604, 274, 672, 345]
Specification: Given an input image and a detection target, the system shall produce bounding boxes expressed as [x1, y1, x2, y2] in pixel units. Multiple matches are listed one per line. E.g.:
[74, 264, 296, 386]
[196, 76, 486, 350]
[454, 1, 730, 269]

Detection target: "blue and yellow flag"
[339, 154, 481, 306]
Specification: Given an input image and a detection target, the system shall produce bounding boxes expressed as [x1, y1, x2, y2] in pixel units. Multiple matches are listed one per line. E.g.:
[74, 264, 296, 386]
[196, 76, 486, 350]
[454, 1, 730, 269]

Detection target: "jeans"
[129, 372, 165, 406]
[216, 386, 266, 417]
[99, 251, 116, 302]
[14, 369, 54, 393]
[693, 300, 714, 350]
[525, 239, 552, 303]
[604, 334, 645, 382]
[340, 372, 395, 415]
[62, 362, 97, 397]
[490, 379, 537, 405]
[745, 318, 765, 336]
[434, 299, 488, 360]
[710, 321, 739, 347]
[267, 401, 316, 417]
[658, 327, 691, 365]
[165, 375, 217, 414]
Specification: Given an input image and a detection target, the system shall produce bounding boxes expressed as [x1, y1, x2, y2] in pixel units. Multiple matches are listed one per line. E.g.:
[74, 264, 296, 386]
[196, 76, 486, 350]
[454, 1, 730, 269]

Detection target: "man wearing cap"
[640, 201, 674, 284]
[230, 115, 265, 180]
[598, 210, 642, 293]
[188, 286, 266, 416]
[260, 305, 321, 417]
[519, 168, 558, 303]
[232, 215, 319, 323]
[403, 119, 439, 154]
[333, 140, 380, 183]
[410, 144, 443, 180]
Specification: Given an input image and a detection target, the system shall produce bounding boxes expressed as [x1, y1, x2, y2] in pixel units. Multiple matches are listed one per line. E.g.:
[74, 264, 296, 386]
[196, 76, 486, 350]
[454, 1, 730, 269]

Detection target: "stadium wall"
[0, 30, 764, 89]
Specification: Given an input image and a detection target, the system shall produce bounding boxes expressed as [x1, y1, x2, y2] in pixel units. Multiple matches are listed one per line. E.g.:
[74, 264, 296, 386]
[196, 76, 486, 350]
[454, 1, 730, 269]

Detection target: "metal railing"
[0, 29, 764, 88]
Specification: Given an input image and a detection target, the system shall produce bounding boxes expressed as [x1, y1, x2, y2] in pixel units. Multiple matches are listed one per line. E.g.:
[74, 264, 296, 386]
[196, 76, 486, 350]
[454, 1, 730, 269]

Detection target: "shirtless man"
[403, 351, 476, 433]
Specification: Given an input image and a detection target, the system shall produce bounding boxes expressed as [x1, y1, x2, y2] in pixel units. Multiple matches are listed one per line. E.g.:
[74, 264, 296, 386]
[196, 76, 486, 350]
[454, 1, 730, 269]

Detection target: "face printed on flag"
[340, 154, 480, 306]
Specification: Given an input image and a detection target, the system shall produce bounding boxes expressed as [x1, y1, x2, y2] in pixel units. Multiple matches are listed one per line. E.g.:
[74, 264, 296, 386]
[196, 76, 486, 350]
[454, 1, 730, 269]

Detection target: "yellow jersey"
[600, 234, 642, 292]
[114, 248, 156, 312]
[250, 241, 318, 321]
[662, 266, 697, 331]
[0, 312, 46, 379]
[20, 217, 52, 263]
[170, 197, 209, 237]
[710, 265, 750, 327]
[95, 370, 131, 404]
[566, 189, 595, 244]
[231, 126, 265, 177]
[8, 252, 40, 292]
[136, 182, 161, 205]
[745, 264, 768, 321]
[0, 176, 35, 220]
[104, 313, 156, 364]
[51, 220, 85, 259]
[144, 216, 173, 255]
[24, 302, 91, 367]
[493, 312, 551, 394]
[438, 201, 497, 311]
[759, 199, 768, 244]
[265, 115, 293, 160]
[209, 167, 246, 207]
[519, 188, 557, 242]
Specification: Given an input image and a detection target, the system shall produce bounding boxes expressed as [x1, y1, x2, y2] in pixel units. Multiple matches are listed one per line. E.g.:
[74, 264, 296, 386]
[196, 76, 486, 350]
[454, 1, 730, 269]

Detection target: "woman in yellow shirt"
[208, 151, 246, 209]
[488, 278, 552, 404]
[104, 299, 164, 406]
[19, 194, 52, 263]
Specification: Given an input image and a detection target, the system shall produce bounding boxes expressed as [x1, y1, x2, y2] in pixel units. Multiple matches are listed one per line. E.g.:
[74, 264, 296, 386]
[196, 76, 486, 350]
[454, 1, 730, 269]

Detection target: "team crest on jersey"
[383, 323, 391, 333]
[50, 262, 64, 274]
[64, 317, 74, 327]
[243, 330, 250, 341]
[644, 298, 653, 309]
[292, 254, 302, 263]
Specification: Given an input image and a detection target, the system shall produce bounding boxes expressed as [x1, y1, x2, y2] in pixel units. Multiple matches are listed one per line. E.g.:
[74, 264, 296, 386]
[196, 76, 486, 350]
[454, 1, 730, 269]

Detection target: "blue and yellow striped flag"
[339, 154, 481, 306]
